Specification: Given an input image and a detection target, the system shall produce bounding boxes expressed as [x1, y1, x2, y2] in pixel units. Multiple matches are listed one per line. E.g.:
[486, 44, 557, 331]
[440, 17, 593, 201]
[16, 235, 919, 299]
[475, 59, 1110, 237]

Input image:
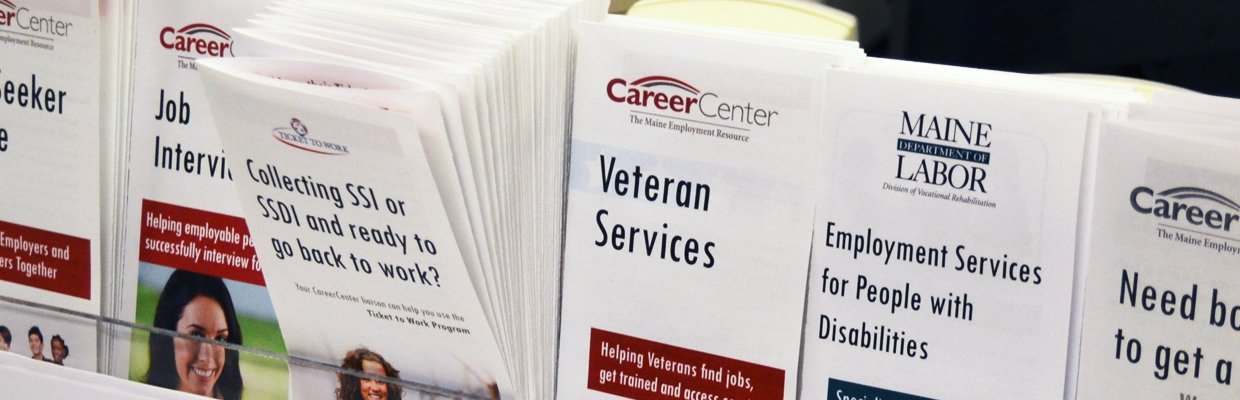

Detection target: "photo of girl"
[128, 201, 288, 399]
[50, 335, 69, 365]
[129, 260, 288, 400]
[336, 348, 402, 400]
[145, 269, 244, 400]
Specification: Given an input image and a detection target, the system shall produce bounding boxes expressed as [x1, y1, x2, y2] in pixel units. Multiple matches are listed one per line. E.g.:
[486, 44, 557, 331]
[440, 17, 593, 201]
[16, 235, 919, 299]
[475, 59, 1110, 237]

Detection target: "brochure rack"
[0, 295, 492, 400]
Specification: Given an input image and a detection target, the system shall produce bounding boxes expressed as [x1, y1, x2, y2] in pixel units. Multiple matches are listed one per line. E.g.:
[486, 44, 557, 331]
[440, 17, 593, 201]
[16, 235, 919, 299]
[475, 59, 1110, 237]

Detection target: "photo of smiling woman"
[147, 269, 244, 400]
[336, 348, 402, 400]
[50, 335, 69, 366]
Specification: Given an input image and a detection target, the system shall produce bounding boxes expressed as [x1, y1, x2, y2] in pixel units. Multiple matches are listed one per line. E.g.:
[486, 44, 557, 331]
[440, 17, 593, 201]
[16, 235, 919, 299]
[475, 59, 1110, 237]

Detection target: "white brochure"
[0, 0, 100, 371]
[557, 23, 834, 400]
[199, 60, 515, 400]
[800, 71, 1097, 399]
[1076, 122, 1240, 400]
[112, 1, 288, 398]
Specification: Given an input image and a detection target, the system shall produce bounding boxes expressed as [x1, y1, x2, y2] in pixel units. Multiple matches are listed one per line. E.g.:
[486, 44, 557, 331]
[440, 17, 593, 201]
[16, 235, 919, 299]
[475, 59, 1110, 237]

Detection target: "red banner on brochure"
[0, 219, 91, 300]
[588, 328, 784, 400]
[138, 199, 265, 286]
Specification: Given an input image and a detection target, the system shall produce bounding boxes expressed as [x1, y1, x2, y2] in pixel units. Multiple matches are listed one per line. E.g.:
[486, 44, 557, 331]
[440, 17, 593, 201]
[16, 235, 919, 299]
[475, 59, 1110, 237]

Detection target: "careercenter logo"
[272, 118, 349, 155]
[160, 23, 233, 57]
[0, 0, 75, 39]
[1131, 186, 1240, 233]
[606, 75, 780, 127]
[1131, 186, 1240, 254]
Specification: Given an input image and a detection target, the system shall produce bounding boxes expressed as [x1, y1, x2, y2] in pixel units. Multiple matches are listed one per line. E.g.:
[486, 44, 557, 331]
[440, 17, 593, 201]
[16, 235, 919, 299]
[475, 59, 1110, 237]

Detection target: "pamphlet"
[200, 59, 516, 400]
[1076, 121, 1240, 399]
[0, 0, 100, 372]
[800, 70, 1098, 399]
[557, 23, 839, 400]
[111, 1, 287, 398]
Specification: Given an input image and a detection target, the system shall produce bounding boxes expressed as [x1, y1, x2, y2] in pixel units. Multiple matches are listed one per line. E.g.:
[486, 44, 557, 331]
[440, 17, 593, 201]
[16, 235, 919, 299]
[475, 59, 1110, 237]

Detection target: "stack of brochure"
[157, 1, 608, 399]
[0, 0, 103, 372]
[1074, 92, 1240, 400]
[5, 2, 1240, 400]
[555, 16, 1229, 400]
[798, 58, 1139, 400]
[106, 5, 289, 400]
[556, 18, 864, 400]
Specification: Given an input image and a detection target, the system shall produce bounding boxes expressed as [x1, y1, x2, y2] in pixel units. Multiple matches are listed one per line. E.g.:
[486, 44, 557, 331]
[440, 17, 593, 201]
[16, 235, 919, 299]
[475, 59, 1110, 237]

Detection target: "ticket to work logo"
[272, 118, 350, 155]
[160, 23, 234, 57]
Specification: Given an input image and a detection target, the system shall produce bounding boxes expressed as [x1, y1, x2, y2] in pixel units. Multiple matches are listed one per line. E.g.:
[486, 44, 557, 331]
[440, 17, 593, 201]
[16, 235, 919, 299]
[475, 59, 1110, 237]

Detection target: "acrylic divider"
[0, 294, 494, 400]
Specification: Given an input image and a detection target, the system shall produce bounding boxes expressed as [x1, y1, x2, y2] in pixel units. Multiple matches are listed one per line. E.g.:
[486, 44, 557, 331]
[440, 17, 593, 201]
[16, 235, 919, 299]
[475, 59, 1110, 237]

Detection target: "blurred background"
[610, 0, 1240, 98]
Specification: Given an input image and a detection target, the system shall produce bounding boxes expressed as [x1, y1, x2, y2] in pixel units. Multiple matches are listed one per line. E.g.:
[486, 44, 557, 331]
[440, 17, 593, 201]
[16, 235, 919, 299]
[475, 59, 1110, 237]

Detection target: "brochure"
[217, 2, 609, 397]
[0, 0, 101, 372]
[200, 59, 516, 400]
[1076, 121, 1240, 399]
[800, 70, 1100, 399]
[557, 22, 844, 400]
[110, 1, 287, 398]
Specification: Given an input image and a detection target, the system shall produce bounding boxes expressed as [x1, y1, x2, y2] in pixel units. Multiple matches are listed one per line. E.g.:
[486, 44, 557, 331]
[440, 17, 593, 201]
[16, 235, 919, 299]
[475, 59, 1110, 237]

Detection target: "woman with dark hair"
[50, 335, 68, 365]
[336, 347, 403, 400]
[147, 269, 244, 400]
[0, 325, 10, 351]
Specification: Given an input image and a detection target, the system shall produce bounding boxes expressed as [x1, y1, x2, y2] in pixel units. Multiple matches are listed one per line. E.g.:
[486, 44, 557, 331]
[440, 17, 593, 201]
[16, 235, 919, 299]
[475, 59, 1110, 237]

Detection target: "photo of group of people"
[0, 299, 94, 371]
[129, 263, 289, 400]
[0, 325, 71, 366]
